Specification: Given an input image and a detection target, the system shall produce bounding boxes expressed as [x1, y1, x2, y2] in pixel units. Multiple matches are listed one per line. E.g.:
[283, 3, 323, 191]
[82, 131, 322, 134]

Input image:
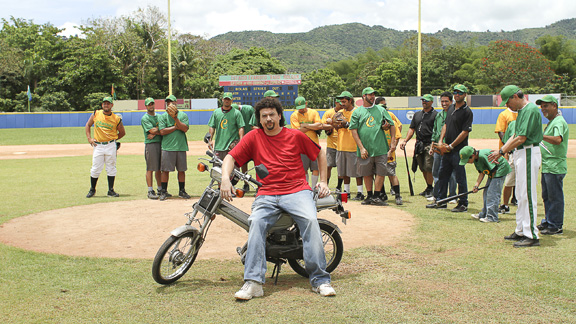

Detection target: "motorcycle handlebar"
[207, 150, 262, 188]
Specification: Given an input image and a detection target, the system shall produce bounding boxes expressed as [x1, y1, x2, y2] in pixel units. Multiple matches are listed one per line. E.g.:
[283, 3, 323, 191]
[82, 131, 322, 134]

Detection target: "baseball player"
[141, 97, 162, 199]
[208, 93, 245, 161]
[495, 102, 518, 212]
[488, 85, 542, 248]
[85, 96, 126, 198]
[290, 96, 323, 188]
[320, 99, 342, 186]
[376, 97, 403, 205]
[350, 87, 396, 206]
[158, 95, 191, 201]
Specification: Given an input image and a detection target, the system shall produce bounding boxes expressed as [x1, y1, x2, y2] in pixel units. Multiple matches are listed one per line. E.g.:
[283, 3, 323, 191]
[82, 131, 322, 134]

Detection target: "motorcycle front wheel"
[287, 222, 344, 278]
[152, 232, 200, 285]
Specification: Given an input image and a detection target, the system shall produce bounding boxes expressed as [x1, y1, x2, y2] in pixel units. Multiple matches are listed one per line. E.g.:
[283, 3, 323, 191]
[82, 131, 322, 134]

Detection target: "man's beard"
[265, 121, 275, 130]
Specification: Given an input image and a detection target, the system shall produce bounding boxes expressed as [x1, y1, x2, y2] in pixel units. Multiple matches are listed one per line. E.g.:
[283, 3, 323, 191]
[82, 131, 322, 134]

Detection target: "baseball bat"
[435, 186, 487, 206]
[403, 148, 414, 196]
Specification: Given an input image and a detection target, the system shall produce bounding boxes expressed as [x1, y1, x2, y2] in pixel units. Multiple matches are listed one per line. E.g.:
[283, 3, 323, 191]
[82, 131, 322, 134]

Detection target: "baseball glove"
[331, 111, 350, 129]
[432, 143, 451, 155]
[381, 119, 391, 131]
[166, 103, 179, 118]
[228, 139, 240, 150]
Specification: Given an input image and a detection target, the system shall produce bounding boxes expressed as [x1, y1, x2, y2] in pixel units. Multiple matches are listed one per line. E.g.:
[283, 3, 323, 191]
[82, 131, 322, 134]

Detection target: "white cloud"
[58, 22, 85, 38]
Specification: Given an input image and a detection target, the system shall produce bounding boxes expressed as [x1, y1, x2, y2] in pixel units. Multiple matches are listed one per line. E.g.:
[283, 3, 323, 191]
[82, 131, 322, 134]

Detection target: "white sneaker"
[471, 214, 480, 219]
[448, 199, 458, 204]
[234, 280, 264, 300]
[426, 196, 436, 202]
[312, 283, 336, 297]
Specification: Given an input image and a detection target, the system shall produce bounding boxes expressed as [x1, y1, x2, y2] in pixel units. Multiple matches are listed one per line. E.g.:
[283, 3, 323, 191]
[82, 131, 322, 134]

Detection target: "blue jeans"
[244, 190, 330, 287]
[478, 176, 505, 222]
[432, 152, 456, 198]
[437, 152, 468, 206]
[541, 173, 565, 229]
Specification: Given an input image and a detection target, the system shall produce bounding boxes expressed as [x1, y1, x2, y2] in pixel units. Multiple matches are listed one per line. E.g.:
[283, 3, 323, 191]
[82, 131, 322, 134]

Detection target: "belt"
[516, 143, 537, 150]
[94, 140, 116, 145]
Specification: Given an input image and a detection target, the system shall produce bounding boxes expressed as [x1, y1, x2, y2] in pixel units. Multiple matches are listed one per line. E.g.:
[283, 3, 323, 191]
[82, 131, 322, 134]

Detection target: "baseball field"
[1, 125, 575, 323]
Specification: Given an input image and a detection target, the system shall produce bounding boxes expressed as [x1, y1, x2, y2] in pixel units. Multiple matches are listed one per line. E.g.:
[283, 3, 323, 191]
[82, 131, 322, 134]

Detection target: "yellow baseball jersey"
[336, 108, 357, 152]
[385, 111, 402, 162]
[290, 109, 321, 144]
[495, 108, 518, 147]
[321, 108, 339, 149]
[93, 110, 122, 142]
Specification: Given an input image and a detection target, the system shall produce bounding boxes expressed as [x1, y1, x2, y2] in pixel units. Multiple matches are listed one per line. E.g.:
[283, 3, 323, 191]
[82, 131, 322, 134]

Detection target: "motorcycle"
[151, 149, 351, 285]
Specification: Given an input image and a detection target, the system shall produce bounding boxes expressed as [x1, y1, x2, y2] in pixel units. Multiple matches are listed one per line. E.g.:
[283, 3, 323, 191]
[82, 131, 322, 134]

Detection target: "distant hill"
[211, 18, 576, 72]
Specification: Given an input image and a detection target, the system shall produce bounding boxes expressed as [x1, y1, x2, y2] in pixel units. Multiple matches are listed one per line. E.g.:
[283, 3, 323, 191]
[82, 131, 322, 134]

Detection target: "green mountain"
[211, 18, 576, 72]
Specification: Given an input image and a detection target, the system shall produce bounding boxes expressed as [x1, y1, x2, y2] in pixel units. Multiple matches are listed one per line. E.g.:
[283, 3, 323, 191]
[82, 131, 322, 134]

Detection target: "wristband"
[499, 149, 504, 156]
[448, 144, 453, 149]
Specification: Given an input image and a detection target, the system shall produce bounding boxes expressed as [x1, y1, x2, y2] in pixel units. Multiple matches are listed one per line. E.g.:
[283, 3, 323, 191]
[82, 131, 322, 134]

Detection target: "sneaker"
[536, 223, 548, 231]
[353, 193, 365, 201]
[361, 197, 373, 205]
[426, 203, 446, 209]
[451, 204, 467, 212]
[395, 196, 403, 205]
[471, 214, 480, 219]
[179, 190, 191, 199]
[311, 283, 336, 297]
[159, 190, 168, 201]
[426, 196, 436, 202]
[480, 217, 498, 223]
[86, 189, 96, 198]
[419, 189, 428, 196]
[504, 232, 524, 241]
[448, 199, 458, 204]
[390, 188, 395, 196]
[424, 188, 434, 198]
[513, 237, 540, 248]
[148, 190, 159, 200]
[234, 280, 264, 300]
[107, 189, 119, 197]
[165, 191, 173, 198]
[242, 183, 250, 193]
[371, 197, 388, 206]
[379, 192, 388, 201]
[499, 205, 510, 214]
[540, 227, 563, 235]
[510, 197, 517, 206]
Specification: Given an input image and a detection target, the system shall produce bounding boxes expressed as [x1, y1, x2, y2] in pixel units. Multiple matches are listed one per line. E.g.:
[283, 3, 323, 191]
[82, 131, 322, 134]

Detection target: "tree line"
[1, 6, 576, 112]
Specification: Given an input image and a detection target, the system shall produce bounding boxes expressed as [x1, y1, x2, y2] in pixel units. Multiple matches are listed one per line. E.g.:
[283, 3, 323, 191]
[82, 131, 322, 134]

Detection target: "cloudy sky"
[3, 0, 576, 38]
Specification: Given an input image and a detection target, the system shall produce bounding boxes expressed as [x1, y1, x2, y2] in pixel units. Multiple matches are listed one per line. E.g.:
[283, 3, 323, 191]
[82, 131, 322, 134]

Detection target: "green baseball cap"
[103, 96, 114, 103]
[362, 87, 375, 95]
[335, 99, 341, 104]
[295, 96, 306, 109]
[264, 90, 279, 97]
[536, 95, 558, 105]
[144, 97, 155, 106]
[336, 91, 353, 99]
[421, 94, 434, 102]
[454, 84, 468, 93]
[231, 103, 239, 110]
[459, 146, 475, 165]
[499, 85, 520, 107]
[222, 92, 233, 100]
[165, 94, 177, 102]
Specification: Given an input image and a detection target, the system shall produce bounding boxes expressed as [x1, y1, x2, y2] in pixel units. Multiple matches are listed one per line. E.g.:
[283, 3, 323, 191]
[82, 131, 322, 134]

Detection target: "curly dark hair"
[254, 97, 286, 127]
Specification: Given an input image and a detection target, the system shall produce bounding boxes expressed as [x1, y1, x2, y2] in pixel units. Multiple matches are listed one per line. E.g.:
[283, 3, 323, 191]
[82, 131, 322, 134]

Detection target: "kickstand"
[271, 262, 282, 285]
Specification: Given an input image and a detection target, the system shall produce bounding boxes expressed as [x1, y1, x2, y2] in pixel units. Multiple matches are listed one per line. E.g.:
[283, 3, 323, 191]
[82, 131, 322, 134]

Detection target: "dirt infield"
[0, 198, 415, 260]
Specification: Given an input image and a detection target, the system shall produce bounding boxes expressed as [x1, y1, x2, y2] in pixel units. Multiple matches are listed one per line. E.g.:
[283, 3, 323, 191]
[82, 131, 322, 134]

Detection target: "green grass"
[2, 124, 576, 145]
[1, 147, 576, 322]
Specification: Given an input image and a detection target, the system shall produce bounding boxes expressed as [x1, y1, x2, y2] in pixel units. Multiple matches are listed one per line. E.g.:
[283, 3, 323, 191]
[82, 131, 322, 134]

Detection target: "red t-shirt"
[229, 127, 320, 196]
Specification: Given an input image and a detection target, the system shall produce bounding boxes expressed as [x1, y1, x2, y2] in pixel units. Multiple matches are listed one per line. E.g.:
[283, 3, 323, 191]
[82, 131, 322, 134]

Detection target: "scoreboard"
[219, 74, 301, 108]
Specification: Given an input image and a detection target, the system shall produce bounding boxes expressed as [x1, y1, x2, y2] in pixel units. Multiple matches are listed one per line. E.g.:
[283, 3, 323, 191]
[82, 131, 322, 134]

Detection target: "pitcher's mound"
[0, 198, 415, 260]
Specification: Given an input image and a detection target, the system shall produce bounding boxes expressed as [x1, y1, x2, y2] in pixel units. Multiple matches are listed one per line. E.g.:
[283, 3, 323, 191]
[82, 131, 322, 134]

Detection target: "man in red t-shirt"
[220, 97, 336, 300]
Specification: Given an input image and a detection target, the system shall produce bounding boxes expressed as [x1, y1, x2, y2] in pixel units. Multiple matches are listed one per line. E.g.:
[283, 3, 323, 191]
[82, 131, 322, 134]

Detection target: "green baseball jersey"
[141, 113, 162, 144]
[541, 116, 568, 174]
[249, 114, 258, 128]
[238, 105, 255, 134]
[158, 111, 189, 151]
[208, 108, 246, 151]
[502, 120, 516, 145]
[474, 149, 511, 179]
[431, 110, 447, 143]
[515, 102, 543, 147]
[349, 105, 395, 157]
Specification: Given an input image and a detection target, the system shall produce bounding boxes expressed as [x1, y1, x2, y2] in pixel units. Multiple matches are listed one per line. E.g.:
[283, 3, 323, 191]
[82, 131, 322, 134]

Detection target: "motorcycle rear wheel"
[287, 222, 343, 278]
[152, 232, 200, 285]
